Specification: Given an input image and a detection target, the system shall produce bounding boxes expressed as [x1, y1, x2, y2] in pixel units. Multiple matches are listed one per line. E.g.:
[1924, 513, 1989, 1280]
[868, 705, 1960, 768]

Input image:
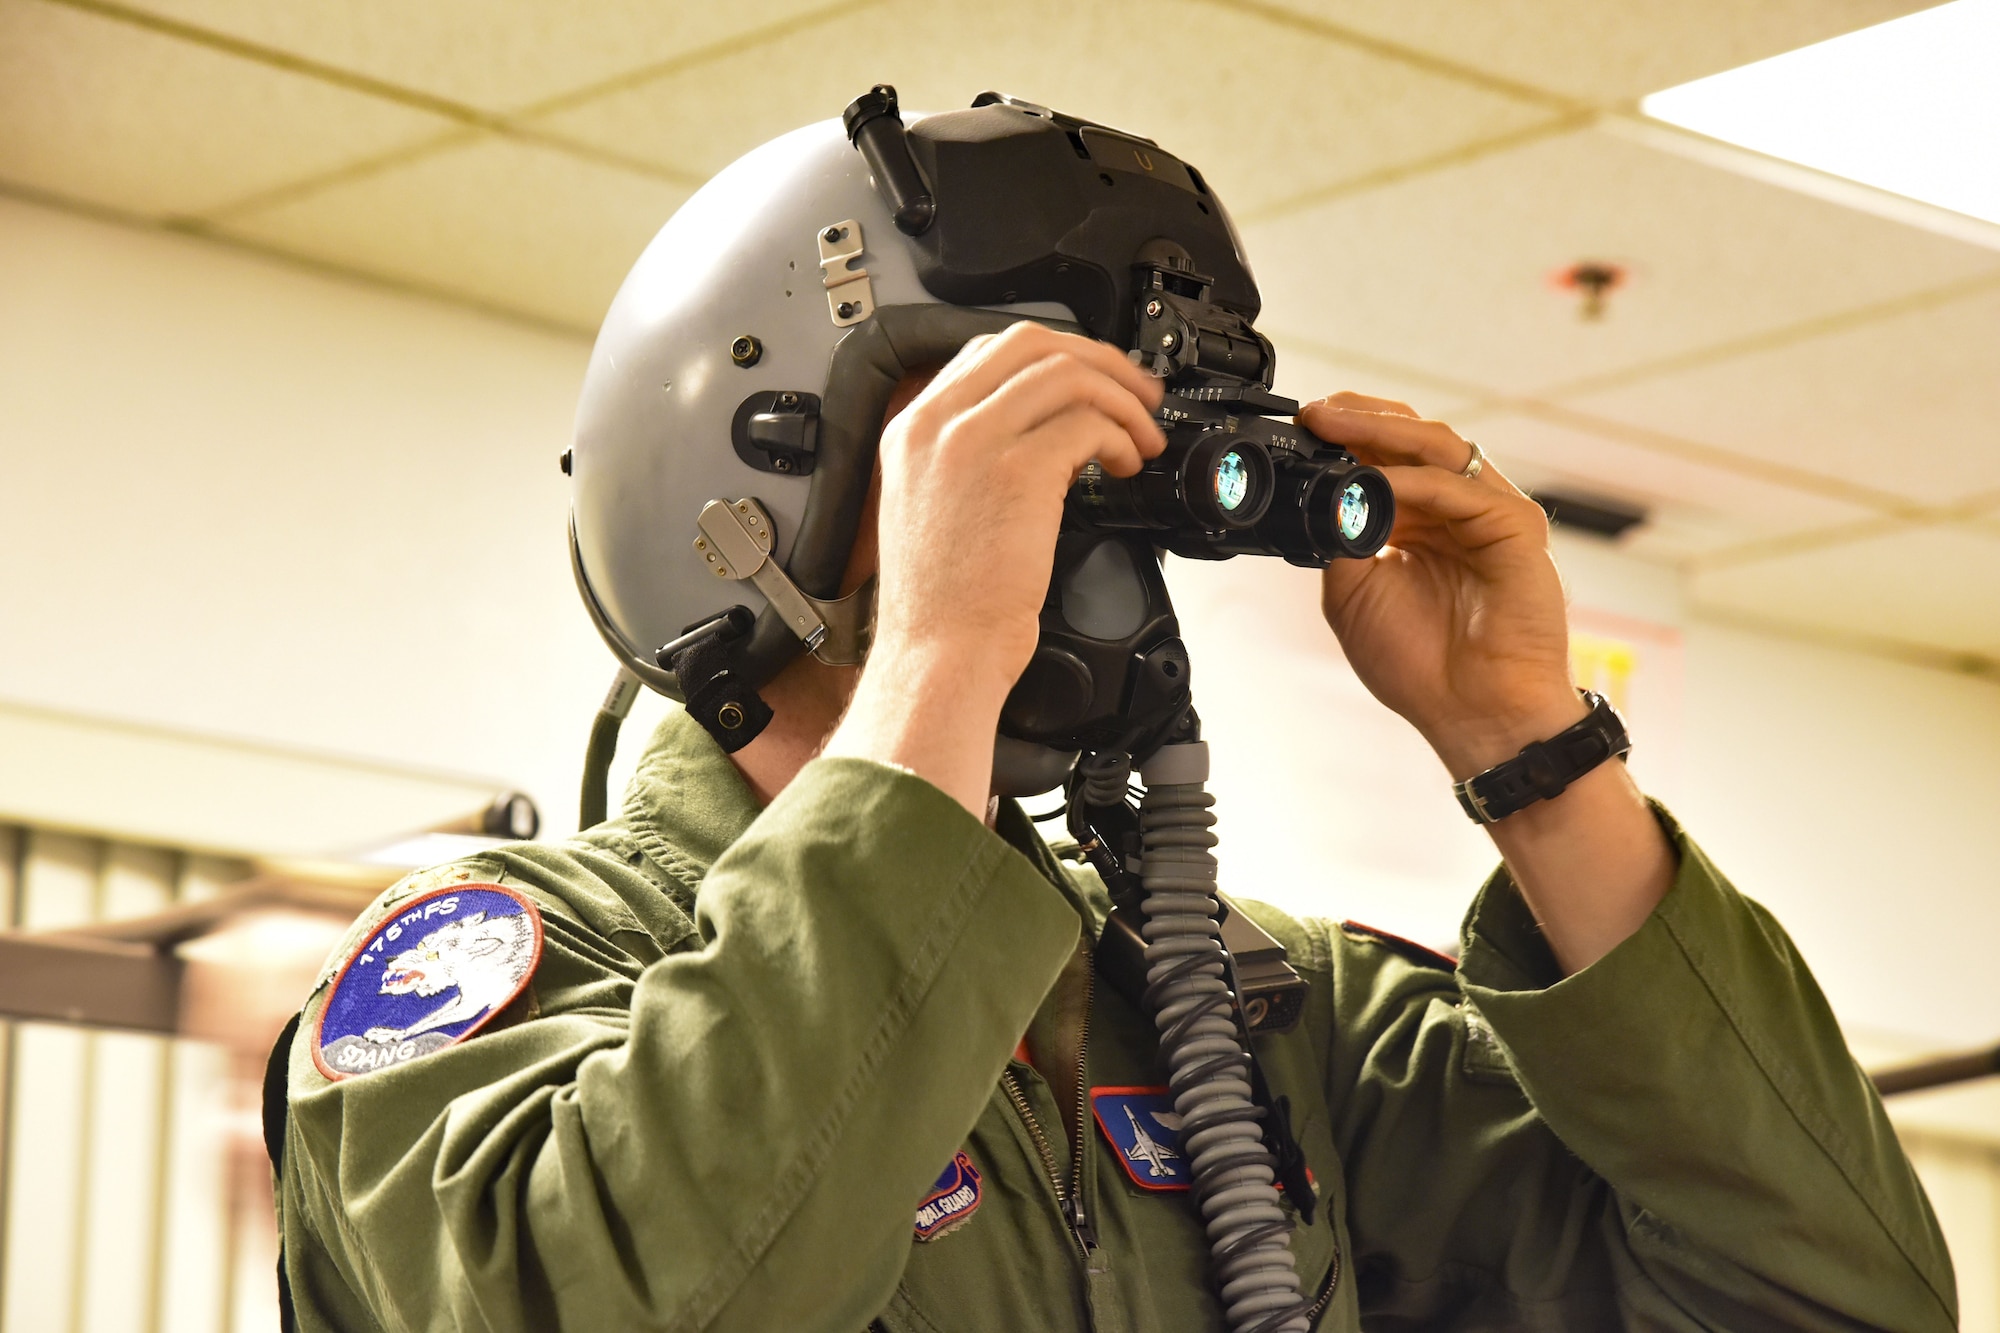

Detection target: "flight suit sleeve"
[281, 757, 1081, 1333]
[1321, 806, 1956, 1331]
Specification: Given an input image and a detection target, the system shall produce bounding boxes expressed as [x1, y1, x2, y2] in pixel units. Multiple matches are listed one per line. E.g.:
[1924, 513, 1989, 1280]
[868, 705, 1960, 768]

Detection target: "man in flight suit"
[272, 94, 1956, 1332]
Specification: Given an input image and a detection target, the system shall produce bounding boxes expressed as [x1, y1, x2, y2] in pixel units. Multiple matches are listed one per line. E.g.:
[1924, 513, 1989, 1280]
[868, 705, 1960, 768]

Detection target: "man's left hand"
[1300, 392, 1586, 780]
[1302, 391, 1676, 974]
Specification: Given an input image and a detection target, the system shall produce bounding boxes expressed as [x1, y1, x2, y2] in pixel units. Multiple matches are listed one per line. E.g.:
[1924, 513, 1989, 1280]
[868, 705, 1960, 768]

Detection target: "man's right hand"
[825, 322, 1165, 817]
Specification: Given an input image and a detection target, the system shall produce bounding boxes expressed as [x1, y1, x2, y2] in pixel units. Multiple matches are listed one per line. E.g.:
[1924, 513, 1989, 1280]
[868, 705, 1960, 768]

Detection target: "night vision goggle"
[846, 85, 1394, 571]
[840, 85, 1395, 763]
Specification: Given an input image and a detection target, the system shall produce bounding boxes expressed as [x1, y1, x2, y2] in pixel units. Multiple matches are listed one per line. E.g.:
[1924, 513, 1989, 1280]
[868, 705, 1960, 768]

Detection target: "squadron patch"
[1092, 1087, 1191, 1191]
[313, 883, 542, 1080]
[913, 1151, 982, 1242]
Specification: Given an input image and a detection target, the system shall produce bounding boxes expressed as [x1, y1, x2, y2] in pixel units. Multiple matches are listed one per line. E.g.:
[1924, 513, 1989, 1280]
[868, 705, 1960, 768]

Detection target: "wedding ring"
[1460, 440, 1486, 481]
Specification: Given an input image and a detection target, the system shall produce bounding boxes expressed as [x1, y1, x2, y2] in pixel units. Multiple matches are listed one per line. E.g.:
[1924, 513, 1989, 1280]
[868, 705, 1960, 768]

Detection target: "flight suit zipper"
[1001, 955, 1336, 1324]
[1000, 963, 1097, 1257]
[1303, 1242, 1340, 1327]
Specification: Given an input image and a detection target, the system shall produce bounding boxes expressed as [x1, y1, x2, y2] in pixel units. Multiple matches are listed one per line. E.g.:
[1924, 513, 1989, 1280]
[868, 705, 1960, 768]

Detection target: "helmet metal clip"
[816, 219, 874, 327]
[694, 497, 873, 665]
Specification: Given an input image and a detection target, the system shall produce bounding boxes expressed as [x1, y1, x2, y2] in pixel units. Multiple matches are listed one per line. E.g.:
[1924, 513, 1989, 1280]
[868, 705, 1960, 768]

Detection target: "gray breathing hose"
[1137, 742, 1309, 1333]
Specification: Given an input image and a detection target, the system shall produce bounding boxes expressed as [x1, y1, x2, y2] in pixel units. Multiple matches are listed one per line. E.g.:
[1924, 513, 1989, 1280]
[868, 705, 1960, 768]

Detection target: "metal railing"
[0, 823, 378, 1333]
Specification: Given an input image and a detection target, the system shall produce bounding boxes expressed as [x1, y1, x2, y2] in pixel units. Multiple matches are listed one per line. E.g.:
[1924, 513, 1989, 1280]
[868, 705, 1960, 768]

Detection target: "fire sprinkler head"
[1550, 260, 1629, 320]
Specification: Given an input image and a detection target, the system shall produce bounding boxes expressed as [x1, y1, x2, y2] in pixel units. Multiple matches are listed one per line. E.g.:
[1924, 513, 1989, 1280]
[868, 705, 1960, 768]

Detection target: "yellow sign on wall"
[1567, 607, 1684, 803]
[1571, 631, 1639, 714]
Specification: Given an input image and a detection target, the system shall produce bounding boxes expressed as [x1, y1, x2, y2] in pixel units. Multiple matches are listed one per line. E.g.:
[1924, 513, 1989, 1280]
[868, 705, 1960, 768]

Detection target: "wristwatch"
[1452, 690, 1631, 825]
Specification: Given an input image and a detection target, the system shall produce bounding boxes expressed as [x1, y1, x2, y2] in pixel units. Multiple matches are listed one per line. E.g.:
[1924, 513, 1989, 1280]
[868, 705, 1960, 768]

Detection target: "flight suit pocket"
[869, 1291, 949, 1333]
[1286, 1108, 1347, 1329]
[892, 1114, 1092, 1333]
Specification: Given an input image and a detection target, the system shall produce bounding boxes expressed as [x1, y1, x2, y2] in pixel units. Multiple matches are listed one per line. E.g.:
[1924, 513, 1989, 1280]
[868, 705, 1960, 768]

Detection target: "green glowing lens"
[1337, 482, 1370, 541]
[1214, 450, 1251, 512]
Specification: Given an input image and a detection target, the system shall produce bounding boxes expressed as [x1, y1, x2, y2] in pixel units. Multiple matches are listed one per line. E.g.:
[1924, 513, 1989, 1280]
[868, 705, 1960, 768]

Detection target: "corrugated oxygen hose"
[1137, 742, 1309, 1333]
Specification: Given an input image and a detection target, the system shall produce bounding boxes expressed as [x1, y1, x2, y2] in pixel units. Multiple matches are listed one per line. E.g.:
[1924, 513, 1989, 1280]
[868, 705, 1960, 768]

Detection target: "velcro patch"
[313, 883, 542, 1081]
[1092, 1087, 1191, 1191]
[913, 1151, 982, 1242]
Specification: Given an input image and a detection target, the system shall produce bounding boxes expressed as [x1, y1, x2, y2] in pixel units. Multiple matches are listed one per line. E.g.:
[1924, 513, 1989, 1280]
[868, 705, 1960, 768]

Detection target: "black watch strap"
[1453, 691, 1631, 825]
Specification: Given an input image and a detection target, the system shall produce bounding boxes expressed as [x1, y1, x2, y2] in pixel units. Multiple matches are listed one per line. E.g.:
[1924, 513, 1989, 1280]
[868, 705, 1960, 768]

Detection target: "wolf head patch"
[313, 883, 542, 1080]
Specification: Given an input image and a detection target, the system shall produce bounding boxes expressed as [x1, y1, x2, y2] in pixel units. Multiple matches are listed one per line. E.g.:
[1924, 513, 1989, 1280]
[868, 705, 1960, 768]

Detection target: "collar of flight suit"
[618, 705, 1109, 935]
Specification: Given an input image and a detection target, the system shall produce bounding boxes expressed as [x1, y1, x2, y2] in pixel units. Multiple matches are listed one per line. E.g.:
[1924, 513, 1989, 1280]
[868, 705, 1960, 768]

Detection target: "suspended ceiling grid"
[3, 0, 1996, 670]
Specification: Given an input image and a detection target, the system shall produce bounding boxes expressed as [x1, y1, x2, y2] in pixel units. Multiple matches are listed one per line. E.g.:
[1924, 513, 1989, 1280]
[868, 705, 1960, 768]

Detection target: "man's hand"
[1301, 392, 1674, 974]
[1302, 392, 1584, 776]
[873, 323, 1165, 694]
[826, 324, 1164, 817]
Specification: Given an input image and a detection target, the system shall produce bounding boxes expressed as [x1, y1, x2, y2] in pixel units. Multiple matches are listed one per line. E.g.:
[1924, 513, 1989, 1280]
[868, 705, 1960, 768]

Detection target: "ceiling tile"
[216, 138, 691, 332]
[1242, 124, 2000, 398]
[1268, 339, 1482, 418]
[532, 0, 1550, 219]
[1243, 0, 1935, 105]
[0, 0, 450, 217]
[1691, 524, 2000, 659]
[111, 0, 854, 113]
[1467, 409, 1881, 563]
[1562, 284, 2000, 509]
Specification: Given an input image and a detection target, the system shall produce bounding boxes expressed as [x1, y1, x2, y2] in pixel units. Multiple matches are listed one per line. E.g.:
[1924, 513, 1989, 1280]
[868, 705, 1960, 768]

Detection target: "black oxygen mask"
[994, 532, 1192, 795]
[991, 285, 1395, 795]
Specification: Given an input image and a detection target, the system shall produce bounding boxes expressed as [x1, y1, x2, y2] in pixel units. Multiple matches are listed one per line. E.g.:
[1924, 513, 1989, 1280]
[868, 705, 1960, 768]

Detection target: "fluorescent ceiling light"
[1642, 0, 2000, 226]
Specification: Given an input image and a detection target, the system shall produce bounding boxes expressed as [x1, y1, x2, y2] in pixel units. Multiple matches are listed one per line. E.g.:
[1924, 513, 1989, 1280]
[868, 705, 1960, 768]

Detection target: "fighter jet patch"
[1092, 1087, 1191, 1191]
[913, 1151, 982, 1242]
[313, 884, 542, 1080]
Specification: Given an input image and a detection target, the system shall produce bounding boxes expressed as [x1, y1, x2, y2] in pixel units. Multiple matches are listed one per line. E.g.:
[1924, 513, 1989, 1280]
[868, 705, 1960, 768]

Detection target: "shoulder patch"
[312, 883, 543, 1080]
[913, 1151, 982, 1241]
[1338, 920, 1458, 973]
[1092, 1087, 1191, 1191]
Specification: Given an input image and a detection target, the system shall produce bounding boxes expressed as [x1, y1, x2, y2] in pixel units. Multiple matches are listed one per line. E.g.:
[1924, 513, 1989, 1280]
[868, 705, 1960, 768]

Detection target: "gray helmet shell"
[570, 118, 1068, 700]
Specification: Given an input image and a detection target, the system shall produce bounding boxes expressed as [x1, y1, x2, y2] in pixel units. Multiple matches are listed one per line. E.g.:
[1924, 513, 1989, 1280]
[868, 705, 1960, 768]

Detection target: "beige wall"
[0, 195, 601, 845]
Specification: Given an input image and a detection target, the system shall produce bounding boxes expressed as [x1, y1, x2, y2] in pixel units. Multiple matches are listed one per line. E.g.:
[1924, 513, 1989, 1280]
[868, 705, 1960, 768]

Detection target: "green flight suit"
[277, 708, 1956, 1331]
